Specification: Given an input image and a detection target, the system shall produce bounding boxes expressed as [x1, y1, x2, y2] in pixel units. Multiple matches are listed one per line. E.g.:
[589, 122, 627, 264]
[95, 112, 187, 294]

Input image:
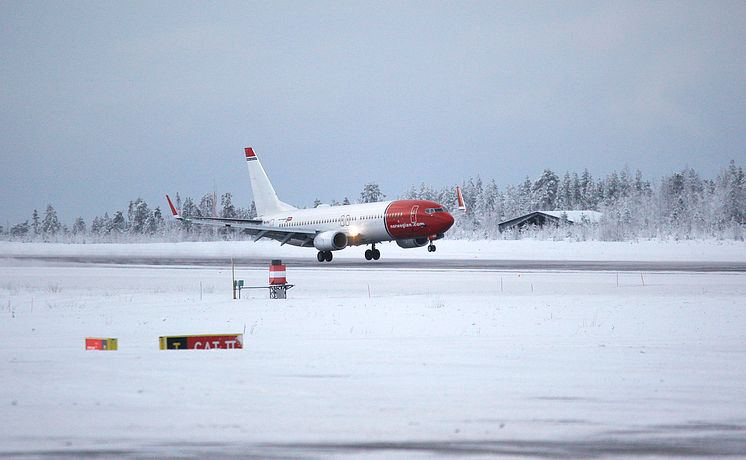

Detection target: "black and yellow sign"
[159, 334, 243, 350]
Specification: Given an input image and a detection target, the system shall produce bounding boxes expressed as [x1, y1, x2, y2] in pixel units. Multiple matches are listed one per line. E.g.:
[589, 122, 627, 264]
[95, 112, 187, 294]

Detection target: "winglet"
[456, 186, 466, 211]
[165, 194, 180, 218]
[244, 147, 256, 159]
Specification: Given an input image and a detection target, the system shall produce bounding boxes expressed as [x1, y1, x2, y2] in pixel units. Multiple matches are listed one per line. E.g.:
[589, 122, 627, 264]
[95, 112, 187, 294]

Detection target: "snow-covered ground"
[2, 238, 746, 262]
[1, 241, 746, 458]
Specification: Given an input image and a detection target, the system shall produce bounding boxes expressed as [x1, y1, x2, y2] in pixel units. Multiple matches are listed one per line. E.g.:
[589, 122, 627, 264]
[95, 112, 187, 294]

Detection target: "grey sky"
[2, 1, 745, 224]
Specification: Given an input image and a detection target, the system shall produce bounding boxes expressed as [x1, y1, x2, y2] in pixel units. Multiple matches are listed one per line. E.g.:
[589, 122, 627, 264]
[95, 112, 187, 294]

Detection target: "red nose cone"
[442, 211, 455, 232]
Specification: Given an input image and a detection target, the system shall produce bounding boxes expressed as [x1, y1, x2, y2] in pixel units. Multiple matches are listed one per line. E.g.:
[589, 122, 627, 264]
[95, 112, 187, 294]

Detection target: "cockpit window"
[425, 208, 445, 214]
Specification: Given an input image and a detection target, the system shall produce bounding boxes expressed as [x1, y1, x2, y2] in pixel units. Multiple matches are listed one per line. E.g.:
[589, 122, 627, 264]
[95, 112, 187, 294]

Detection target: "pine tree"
[198, 194, 216, 217]
[580, 169, 593, 208]
[482, 179, 498, 215]
[725, 160, 744, 224]
[403, 185, 418, 200]
[604, 171, 620, 206]
[31, 209, 40, 236]
[531, 169, 559, 210]
[91, 216, 102, 235]
[129, 198, 150, 234]
[418, 182, 435, 201]
[572, 173, 582, 208]
[72, 217, 86, 235]
[41, 204, 61, 239]
[180, 198, 198, 232]
[220, 193, 237, 218]
[619, 167, 632, 198]
[360, 183, 385, 203]
[559, 172, 573, 209]
[516, 177, 531, 213]
[634, 170, 651, 196]
[110, 211, 126, 234]
[473, 176, 484, 214]
[127, 200, 135, 230]
[146, 207, 164, 235]
[460, 178, 479, 214]
[101, 213, 113, 234]
[10, 221, 30, 239]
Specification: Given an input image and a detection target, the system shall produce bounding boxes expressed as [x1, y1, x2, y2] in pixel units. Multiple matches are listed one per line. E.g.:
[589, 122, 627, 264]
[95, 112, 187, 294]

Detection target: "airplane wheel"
[365, 249, 373, 261]
[428, 244, 436, 252]
[372, 249, 381, 260]
[317, 251, 325, 262]
[325, 251, 333, 262]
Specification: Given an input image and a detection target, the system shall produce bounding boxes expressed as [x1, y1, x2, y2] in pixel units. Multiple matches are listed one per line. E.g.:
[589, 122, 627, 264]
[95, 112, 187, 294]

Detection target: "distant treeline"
[2, 161, 744, 242]
[431, 160, 744, 241]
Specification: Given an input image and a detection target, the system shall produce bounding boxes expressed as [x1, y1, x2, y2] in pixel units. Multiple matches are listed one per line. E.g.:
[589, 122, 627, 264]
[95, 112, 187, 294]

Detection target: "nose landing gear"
[364, 244, 381, 261]
[427, 244, 436, 252]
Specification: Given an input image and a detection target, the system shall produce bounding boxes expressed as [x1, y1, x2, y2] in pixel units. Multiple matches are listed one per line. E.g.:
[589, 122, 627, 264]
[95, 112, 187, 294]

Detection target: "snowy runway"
[2, 258, 746, 458]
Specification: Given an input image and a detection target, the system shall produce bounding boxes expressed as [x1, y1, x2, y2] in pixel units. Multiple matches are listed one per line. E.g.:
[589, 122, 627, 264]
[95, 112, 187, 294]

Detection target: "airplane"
[166, 147, 463, 262]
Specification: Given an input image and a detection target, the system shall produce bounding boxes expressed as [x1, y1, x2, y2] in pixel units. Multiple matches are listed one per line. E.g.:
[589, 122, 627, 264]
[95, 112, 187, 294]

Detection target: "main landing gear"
[317, 250, 333, 262]
[364, 244, 381, 261]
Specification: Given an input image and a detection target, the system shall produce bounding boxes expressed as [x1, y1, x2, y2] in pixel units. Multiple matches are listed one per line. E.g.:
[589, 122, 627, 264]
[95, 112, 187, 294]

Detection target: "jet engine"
[313, 231, 348, 251]
[396, 237, 429, 249]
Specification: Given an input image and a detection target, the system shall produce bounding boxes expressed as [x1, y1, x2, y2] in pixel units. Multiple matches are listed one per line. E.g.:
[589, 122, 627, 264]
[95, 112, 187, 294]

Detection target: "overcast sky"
[1, 1, 745, 224]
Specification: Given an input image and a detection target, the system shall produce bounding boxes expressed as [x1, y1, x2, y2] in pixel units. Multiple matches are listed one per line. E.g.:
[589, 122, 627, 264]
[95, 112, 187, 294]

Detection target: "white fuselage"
[261, 201, 392, 246]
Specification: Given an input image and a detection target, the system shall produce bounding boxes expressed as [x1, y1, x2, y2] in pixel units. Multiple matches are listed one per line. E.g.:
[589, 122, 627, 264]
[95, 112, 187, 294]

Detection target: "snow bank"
[1, 263, 745, 457]
[1, 239, 745, 262]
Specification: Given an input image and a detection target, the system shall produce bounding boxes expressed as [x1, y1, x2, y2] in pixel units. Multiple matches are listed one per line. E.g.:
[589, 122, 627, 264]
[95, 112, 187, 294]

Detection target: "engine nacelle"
[396, 237, 429, 249]
[313, 231, 348, 251]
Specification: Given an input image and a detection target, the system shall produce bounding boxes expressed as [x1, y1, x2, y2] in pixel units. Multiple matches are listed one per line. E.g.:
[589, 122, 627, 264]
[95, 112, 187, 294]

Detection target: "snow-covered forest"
[414, 160, 745, 241]
[3, 161, 744, 242]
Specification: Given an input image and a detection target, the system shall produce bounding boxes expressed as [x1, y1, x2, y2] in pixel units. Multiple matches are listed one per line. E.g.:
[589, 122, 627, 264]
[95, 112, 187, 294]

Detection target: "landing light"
[348, 226, 360, 237]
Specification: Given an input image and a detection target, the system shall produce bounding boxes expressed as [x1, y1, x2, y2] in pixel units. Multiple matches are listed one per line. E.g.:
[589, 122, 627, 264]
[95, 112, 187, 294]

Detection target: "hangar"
[498, 210, 602, 233]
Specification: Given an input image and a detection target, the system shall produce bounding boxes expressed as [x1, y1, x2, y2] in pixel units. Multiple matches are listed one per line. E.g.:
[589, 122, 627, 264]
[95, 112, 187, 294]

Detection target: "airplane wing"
[166, 195, 317, 246]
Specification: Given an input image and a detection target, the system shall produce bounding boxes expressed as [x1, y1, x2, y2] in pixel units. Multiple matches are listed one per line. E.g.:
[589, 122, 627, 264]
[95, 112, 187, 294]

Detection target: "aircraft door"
[410, 205, 419, 224]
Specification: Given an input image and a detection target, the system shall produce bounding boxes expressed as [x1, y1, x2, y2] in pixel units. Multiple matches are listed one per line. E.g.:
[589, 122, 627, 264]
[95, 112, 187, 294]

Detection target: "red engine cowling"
[313, 231, 348, 251]
[396, 237, 429, 249]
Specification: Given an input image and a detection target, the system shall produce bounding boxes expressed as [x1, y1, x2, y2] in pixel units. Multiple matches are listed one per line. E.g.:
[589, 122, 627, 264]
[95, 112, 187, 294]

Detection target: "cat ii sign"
[159, 334, 243, 350]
